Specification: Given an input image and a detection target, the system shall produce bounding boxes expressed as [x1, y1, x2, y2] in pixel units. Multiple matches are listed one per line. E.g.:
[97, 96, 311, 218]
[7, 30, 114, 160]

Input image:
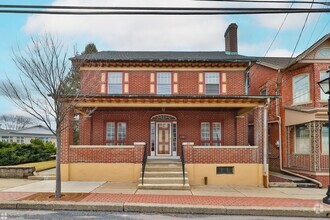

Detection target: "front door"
[156, 122, 171, 155]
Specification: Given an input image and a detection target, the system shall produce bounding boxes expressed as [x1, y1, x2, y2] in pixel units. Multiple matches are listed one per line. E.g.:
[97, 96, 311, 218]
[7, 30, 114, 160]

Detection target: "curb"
[0, 201, 329, 218]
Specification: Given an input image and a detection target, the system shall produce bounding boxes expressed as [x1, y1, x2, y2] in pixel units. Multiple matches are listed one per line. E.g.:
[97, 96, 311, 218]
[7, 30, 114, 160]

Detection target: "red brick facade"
[249, 40, 330, 187]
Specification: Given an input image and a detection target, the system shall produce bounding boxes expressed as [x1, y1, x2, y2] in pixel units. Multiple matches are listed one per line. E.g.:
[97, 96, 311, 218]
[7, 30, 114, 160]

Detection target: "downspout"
[263, 98, 270, 188]
[275, 69, 322, 188]
[245, 61, 252, 95]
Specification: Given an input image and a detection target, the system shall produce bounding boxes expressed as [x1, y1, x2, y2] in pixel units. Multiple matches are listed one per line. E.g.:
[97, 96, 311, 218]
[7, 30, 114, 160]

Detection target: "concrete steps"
[138, 159, 190, 190]
[28, 175, 56, 180]
[269, 171, 318, 188]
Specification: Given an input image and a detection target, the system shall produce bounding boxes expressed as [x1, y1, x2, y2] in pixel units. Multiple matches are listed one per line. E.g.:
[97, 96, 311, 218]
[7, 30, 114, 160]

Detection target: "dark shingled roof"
[71, 51, 256, 62]
[255, 57, 293, 69]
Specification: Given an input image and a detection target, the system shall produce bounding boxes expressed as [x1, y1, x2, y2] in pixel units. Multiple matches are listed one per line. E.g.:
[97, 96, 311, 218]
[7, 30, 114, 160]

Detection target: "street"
[0, 210, 324, 220]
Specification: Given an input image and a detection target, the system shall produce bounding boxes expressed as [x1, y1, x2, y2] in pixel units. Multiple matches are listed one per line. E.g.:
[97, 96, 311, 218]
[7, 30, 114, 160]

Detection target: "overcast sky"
[0, 0, 330, 118]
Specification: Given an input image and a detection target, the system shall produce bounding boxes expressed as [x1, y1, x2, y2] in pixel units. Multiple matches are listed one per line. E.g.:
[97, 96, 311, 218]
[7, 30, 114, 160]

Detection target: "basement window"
[216, 166, 234, 174]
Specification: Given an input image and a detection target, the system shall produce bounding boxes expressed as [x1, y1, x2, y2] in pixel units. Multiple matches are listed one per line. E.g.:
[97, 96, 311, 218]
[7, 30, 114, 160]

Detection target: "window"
[201, 122, 221, 146]
[260, 88, 267, 96]
[1, 136, 9, 142]
[205, 72, 220, 95]
[157, 72, 171, 94]
[293, 74, 310, 104]
[108, 72, 123, 94]
[106, 122, 127, 145]
[36, 137, 49, 142]
[320, 71, 329, 101]
[16, 136, 24, 144]
[216, 166, 234, 174]
[322, 124, 329, 154]
[295, 124, 311, 154]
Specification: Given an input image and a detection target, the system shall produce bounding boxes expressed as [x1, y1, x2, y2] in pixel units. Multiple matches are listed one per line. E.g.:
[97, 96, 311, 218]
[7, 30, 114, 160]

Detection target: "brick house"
[249, 34, 330, 187]
[60, 24, 272, 188]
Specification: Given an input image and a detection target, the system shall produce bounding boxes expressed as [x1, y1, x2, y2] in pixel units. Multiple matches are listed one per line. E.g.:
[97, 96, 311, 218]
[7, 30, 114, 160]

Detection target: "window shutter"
[150, 73, 155, 94]
[221, 72, 227, 94]
[124, 73, 129, 94]
[100, 72, 107, 94]
[198, 73, 204, 94]
[173, 72, 178, 94]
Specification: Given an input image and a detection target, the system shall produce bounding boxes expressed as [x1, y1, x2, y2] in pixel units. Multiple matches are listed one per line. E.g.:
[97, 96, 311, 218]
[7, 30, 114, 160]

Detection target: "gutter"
[274, 72, 322, 188]
[244, 61, 252, 95]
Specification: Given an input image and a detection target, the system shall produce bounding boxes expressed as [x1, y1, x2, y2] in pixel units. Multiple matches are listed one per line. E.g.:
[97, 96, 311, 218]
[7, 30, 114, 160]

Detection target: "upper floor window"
[106, 122, 127, 145]
[322, 124, 329, 155]
[201, 122, 221, 146]
[295, 124, 311, 154]
[157, 72, 172, 94]
[260, 88, 267, 96]
[108, 72, 123, 94]
[315, 48, 330, 59]
[320, 71, 329, 101]
[293, 74, 310, 104]
[205, 72, 220, 95]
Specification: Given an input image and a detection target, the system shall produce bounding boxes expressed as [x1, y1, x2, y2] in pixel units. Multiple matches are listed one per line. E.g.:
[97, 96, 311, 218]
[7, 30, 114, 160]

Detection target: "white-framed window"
[108, 72, 123, 94]
[293, 74, 310, 104]
[106, 122, 127, 145]
[260, 88, 267, 96]
[322, 124, 329, 154]
[201, 122, 221, 146]
[1, 136, 9, 142]
[157, 72, 172, 94]
[16, 136, 24, 144]
[320, 71, 329, 101]
[205, 72, 220, 95]
[36, 137, 49, 142]
[294, 124, 311, 154]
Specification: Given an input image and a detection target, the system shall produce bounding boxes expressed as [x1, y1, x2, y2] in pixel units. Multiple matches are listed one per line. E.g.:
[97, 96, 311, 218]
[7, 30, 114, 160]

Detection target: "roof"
[254, 33, 330, 70]
[255, 57, 293, 70]
[71, 51, 256, 63]
[0, 125, 55, 136]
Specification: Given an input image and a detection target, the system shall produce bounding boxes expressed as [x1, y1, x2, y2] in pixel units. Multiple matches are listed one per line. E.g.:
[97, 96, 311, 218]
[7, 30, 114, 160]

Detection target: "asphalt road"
[0, 209, 324, 220]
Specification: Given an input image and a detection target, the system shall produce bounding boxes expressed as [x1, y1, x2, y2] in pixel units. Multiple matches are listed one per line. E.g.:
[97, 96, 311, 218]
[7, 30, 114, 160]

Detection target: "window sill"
[291, 101, 312, 106]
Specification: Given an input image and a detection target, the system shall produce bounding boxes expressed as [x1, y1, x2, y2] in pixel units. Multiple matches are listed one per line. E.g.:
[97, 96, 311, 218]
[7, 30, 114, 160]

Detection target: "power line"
[197, 0, 330, 6]
[1, 8, 330, 15]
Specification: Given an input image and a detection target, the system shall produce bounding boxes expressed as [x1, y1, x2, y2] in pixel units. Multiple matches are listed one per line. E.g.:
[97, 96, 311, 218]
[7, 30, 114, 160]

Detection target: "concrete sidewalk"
[0, 179, 329, 218]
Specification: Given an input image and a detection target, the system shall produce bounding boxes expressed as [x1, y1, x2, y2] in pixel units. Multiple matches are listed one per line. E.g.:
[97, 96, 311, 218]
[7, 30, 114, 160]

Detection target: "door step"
[138, 183, 190, 190]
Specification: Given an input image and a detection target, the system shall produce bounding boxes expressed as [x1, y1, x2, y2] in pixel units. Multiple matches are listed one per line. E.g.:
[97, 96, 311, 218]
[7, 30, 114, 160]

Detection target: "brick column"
[60, 107, 74, 164]
[79, 115, 92, 145]
[134, 142, 146, 163]
[254, 107, 264, 164]
[182, 142, 194, 164]
[236, 115, 248, 145]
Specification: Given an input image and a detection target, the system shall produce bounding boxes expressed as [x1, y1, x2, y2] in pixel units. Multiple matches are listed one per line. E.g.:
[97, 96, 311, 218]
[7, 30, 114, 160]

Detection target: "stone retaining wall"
[0, 166, 35, 178]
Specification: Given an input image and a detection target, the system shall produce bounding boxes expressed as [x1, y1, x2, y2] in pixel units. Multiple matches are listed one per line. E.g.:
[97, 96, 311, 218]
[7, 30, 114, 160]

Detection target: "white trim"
[133, 142, 146, 145]
[70, 145, 134, 148]
[193, 146, 258, 149]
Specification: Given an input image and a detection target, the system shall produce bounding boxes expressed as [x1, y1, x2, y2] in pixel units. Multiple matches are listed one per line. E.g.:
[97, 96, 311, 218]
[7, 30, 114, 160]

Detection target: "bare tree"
[0, 114, 35, 130]
[0, 35, 98, 198]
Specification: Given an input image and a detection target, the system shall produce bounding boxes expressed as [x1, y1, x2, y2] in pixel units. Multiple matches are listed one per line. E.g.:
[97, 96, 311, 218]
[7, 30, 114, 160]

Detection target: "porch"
[60, 95, 270, 187]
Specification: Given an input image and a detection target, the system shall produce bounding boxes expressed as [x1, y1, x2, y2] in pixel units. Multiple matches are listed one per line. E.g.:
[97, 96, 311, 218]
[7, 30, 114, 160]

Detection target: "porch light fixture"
[318, 68, 330, 204]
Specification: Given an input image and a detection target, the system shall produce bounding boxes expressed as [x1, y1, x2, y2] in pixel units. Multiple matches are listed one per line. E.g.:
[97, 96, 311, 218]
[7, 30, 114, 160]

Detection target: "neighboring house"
[249, 34, 330, 187]
[60, 23, 273, 188]
[0, 125, 56, 146]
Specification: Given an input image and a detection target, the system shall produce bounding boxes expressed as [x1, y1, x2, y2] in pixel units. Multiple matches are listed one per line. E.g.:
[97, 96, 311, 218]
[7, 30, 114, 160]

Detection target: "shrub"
[0, 139, 56, 166]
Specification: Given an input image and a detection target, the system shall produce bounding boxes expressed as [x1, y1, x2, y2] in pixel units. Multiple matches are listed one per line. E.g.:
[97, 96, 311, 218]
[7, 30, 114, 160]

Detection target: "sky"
[0, 0, 330, 119]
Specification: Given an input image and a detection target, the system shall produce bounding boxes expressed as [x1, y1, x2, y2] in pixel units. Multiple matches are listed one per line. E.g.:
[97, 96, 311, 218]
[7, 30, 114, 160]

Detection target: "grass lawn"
[15, 160, 56, 172]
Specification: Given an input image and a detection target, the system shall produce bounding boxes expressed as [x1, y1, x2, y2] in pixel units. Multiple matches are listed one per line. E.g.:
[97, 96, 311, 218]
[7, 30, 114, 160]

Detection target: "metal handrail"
[181, 144, 185, 185]
[141, 143, 148, 185]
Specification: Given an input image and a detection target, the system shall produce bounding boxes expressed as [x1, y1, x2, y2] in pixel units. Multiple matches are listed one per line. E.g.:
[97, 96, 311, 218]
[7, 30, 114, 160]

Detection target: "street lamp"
[318, 68, 330, 204]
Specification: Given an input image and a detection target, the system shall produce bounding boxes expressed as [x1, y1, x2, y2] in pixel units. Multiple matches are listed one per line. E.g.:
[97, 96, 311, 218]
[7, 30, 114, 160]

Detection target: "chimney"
[224, 23, 238, 55]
